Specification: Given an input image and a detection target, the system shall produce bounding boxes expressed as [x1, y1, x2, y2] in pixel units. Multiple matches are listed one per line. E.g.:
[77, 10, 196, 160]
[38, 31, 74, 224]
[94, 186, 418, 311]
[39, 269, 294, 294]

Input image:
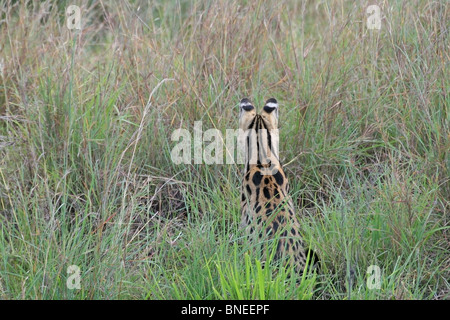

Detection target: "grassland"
[0, 0, 448, 299]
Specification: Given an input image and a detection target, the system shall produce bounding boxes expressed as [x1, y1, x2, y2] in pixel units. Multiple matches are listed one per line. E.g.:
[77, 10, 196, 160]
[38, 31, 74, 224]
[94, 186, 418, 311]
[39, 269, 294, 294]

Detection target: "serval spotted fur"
[239, 97, 318, 274]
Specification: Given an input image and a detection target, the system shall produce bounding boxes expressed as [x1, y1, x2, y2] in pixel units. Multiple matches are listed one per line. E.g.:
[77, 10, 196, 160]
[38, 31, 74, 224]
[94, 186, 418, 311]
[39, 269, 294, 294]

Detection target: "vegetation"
[0, 0, 448, 299]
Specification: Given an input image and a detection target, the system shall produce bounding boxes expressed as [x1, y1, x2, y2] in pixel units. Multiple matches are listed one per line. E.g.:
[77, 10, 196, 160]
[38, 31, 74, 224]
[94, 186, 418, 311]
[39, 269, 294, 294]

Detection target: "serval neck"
[243, 114, 281, 175]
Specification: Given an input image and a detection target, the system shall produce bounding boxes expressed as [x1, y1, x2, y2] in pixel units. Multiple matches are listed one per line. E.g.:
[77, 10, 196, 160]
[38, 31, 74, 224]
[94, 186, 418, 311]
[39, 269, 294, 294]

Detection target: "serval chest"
[239, 98, 312, 273]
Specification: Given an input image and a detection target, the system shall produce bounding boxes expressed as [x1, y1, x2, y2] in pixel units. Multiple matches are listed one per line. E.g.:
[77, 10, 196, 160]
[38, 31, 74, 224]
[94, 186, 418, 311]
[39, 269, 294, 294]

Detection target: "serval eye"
[240, 98, 254, 111]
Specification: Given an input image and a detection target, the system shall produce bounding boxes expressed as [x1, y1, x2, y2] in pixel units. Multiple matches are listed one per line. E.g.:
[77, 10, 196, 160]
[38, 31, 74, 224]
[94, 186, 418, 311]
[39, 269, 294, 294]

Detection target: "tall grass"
[0, 0, 448, 299]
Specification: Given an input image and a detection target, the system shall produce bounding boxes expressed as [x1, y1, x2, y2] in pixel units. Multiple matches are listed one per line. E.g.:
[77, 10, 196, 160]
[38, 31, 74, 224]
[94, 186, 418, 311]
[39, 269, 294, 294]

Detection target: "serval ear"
[239, 98, 256, 130]
[240, 98, 254, 111]
[261, 98, 279, 128]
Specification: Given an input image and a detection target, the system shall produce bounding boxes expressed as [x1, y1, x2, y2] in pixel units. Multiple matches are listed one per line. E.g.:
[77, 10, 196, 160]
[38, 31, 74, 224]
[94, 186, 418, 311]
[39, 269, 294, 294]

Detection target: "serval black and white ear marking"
[239, 98, 257, 131]
[240, 98, 255, 111]
[263, 98, 278, 113]
[261, 97, 279, 129]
